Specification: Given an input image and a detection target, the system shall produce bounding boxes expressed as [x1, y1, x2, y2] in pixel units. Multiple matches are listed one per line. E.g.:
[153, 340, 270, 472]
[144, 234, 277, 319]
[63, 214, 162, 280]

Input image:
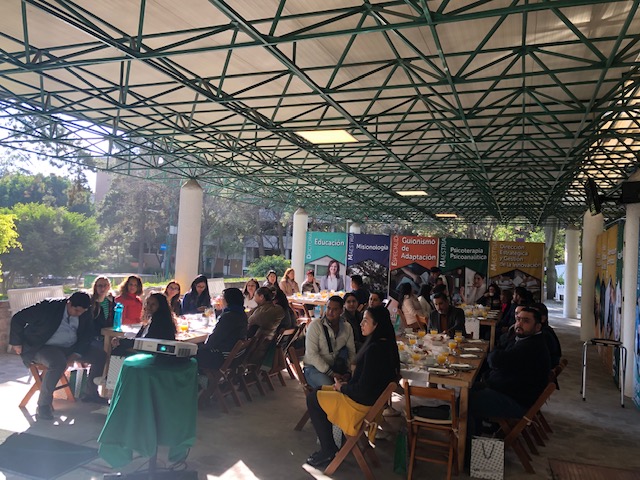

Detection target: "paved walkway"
[0, 300, 638, 479]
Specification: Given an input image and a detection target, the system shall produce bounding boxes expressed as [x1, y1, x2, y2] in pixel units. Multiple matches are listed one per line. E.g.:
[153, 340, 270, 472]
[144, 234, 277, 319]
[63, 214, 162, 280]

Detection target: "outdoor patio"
[0, 300, 638, 480]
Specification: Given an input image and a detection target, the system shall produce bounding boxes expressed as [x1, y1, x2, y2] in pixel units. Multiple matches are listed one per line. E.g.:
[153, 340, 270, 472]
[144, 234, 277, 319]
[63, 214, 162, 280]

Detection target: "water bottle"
[113, 303, 124, 332]
[314, 305, 321, 318]
[394, 313, 402, 334]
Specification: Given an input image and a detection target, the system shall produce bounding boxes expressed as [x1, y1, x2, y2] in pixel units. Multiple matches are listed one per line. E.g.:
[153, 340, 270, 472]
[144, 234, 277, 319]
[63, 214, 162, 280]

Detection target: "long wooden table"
[400, 339, 488, 472]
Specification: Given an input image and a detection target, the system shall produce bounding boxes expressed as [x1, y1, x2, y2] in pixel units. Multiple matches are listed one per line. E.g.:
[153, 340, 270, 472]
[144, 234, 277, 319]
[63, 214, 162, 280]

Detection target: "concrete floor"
[0, 300, 638, 480]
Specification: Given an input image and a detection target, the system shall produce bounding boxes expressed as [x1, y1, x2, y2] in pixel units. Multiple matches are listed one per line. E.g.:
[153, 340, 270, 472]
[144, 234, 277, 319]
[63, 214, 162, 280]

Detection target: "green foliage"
[0, 213, 20, 280]
[0, 172, 93, 215]
[557, 275, 565, 285]
[0, 203, 98, 286]
[247, 255, 290, 279]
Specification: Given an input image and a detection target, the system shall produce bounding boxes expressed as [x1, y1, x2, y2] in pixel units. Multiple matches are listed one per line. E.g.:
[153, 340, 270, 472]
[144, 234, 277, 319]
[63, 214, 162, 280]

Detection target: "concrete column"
[580, 210, 603, 341]
[349, 222, 362, 234]
[291, 208, 308, 286]
[621, 198, 640, 398]
[174, 179, 203, 291]
[563, 227, 580, 318]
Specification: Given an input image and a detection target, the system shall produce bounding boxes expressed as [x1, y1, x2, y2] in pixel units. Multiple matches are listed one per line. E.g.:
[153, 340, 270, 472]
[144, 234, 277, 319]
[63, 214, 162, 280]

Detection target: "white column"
[349, 222, 362, 234]
[563, 227, 580, 318]
[291, 208, 308, 286]
[581, 210, 603, 341]
[621, 199, 640, 399]
[174, 179, 203, 291]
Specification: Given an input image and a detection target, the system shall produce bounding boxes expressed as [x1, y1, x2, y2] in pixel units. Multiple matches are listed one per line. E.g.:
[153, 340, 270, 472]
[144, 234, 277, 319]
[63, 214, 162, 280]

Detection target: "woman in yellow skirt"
[305, 305, 400, 468]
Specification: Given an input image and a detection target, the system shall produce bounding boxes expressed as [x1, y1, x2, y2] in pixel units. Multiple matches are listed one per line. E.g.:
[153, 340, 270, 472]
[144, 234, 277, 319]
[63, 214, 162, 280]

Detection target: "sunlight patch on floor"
[206, 461, 260, 479]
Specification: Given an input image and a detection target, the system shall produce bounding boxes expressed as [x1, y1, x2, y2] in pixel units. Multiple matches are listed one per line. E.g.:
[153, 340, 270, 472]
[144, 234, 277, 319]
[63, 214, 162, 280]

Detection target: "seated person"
[469, 307, 551, 431]
[301, 269, 320, 294]
[111, 293, 177, 355]
[243, 278, 260, 311]
[263, 270, 278, 289]
[342, 293, 364, 351]
[279, 268, 300, 296]
[182, 274, 211, 314]
[479, 283, 502, 310]
[247, 287, 285, 339]
[417, 284, 433, 317]
[303, 295, 356, 389]
[273, 288, 296, 331]
[305, 305, 400, 468]
[115, 275, 143, 325]
[197, 288, 248, 371]
[368, 291, 385, 309]
[163, 280, 182, 316]
[398, 283, 425, 330]
[9, 292, 108, 420]
[350, 274, 369, 307]
[428, 292, 466, 336]
[531, 302, 562, 367]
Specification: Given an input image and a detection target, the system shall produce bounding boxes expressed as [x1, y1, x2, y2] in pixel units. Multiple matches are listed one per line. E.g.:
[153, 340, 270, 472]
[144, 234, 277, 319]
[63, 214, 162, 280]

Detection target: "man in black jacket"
[10, 292, 107, 420]
[470, 307, 551, 425]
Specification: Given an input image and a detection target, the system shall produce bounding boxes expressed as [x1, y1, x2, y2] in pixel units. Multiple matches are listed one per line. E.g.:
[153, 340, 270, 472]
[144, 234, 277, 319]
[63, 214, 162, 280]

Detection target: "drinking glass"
[436, 352, 448, 366]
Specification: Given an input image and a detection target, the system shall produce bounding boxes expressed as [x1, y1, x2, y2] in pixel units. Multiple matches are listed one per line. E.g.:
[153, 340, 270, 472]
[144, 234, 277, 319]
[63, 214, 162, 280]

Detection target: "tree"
[247, 255, 290, 278]
[96, 176, 177, 274]
[0, 213, 20, 289]
[0, 203, 98, 287]
[0, 172, 93, 215]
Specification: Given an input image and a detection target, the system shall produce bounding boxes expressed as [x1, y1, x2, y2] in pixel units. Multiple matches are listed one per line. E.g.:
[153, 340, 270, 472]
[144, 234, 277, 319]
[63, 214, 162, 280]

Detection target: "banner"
[488, 241, 544, 303]
[305, 232, 348, 291]
[635, 224, 640, 409]
[439, 238, 490, 305]
[389, 235, 438, 295]
[346, 233, 391, 296]
[595, 223, 623, 341]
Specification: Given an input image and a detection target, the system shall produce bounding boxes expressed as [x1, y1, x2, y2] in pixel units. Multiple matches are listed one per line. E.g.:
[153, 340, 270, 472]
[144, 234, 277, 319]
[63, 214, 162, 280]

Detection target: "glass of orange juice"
[411, 352, 421, 363]
[448, 340, 457, 354]
[436, 352, 448, 366]
[417, 330, 426, 338]
[430, 329, 438, 335]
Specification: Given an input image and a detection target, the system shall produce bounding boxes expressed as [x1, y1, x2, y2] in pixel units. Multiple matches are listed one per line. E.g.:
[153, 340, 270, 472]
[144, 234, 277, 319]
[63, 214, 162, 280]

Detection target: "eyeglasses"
[167, 285, 179, 290]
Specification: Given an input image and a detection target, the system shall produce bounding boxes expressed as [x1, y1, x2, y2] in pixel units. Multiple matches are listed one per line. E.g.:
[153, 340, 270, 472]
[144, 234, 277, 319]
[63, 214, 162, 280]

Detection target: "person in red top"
[115, 275, 143, 325]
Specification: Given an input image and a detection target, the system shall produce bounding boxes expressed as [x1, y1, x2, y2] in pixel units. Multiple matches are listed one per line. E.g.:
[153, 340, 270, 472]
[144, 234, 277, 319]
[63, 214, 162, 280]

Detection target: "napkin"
[428, 367, 451, 375]
[450, 363, 473, 369]
[468, 339, 485, 343]
[459, 353, 478, 358]
[462, 347, 482, 352]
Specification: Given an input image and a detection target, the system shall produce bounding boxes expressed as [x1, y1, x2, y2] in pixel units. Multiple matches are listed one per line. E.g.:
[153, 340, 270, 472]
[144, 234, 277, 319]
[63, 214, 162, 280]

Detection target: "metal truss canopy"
[0, 0, 639, 226]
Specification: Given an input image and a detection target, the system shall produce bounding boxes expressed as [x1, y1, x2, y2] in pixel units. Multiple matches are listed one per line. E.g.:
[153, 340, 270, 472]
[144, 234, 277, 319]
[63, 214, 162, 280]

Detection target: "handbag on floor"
[470, 436, 504, 480]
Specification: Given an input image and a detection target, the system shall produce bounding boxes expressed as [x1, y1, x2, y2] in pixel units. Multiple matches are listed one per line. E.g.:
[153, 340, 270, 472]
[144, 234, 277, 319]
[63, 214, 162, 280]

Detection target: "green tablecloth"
[98, 353, 198, 468]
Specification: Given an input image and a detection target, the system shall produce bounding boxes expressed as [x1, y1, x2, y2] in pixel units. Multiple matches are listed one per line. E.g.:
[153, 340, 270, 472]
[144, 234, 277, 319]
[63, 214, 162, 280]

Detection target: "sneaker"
[81, 393, 109, 405]
[306, 450, 336, 468]
[36, 405, 54, 421]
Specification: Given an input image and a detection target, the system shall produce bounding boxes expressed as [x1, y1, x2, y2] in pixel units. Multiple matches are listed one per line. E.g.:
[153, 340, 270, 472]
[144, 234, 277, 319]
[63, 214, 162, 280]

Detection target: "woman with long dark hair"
[304, 305, 400, 468]
[163, 279, 182, 316]
[182, 274, 211, 314]
[243, 278, 260, 310]
[111, 293, 176, 355]
[341, 292, 364, 351]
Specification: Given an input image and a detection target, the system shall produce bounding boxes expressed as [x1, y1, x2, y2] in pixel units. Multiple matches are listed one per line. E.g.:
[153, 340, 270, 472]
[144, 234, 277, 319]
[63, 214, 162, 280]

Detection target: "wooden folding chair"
[491, 379, 558, 473]
[324, 382, 398, 479]
[402, 379, 458, 480]
[288, 344, 313, 431]
[261, 328, 299, 389]
[198, 338, 252, 413]
[19, 363, 75, 408]
[534, 358, 568, 439]
[290, 302, 309, 320]
[234, 334, 272, 401]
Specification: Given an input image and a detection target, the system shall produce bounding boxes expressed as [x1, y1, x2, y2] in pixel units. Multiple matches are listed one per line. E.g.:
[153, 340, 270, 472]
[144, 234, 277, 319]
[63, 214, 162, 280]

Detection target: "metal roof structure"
[0, 0, 639, 226]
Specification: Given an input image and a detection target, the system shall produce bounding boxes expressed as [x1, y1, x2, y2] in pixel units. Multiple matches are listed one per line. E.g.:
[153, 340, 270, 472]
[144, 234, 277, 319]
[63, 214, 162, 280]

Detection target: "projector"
[133, 338, 198, 357]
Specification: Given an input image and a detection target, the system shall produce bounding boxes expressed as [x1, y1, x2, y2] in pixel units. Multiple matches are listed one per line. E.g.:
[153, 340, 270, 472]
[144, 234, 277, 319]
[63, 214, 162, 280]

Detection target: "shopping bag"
[393, 427, 408, 475]
[106, 355, 127, 390]
[470, 436, 504, 480]
[466, 317, 480, 340]
[68, 367, 88, 399]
